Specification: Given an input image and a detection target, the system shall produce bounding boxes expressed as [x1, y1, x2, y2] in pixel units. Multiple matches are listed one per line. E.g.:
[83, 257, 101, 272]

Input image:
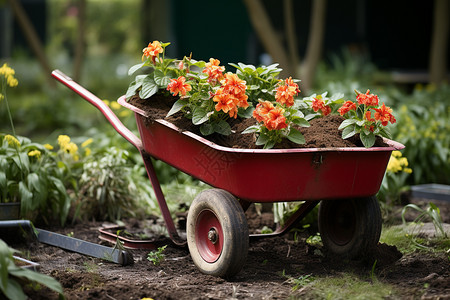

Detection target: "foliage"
[0, 134, 81, 225]
[402, 202, 447, 239]
[377, 151, 412, 205]
[0, 239, 64, 300]
[282, 271, 315, 291]
[391, 90, 450, 184]
[75, 146, 144, 221]
[147, 245, 167, 265]
[334, 89, 396, 148]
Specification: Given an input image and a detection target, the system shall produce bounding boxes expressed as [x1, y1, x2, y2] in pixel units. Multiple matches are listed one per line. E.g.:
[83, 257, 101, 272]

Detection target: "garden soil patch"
[13, 200, 450, 300]
[128, 94, 388, 149]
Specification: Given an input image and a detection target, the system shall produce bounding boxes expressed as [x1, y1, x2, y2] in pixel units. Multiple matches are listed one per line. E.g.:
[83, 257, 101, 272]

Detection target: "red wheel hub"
[195, 209, 224, 263]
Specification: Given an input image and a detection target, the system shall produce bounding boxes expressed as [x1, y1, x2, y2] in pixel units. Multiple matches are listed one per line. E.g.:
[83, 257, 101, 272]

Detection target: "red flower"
[142, 41, 163, 63]
[365, 110, 375, 122]
[356, 89, 379, 107]
[275, 77, 300, 107]
[374, 103, 396, 126]
[311, 97, 331, 116]
[337, 100, 357, 116]
[167, 76, 192, 96]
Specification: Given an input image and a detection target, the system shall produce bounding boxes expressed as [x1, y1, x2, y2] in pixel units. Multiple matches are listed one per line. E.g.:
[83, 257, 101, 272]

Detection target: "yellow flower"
[28, 149, 41, 159]
[391, 151, 402, 158]
[103, 100, 110, 106]
[0, 93, 4, 100]
[387, 152, 412, 174]
[58, 135, 71, 149]
[66, 142, 78, 155]
[81, 138, 93, 148]
[44, 144, 54, 150]
[4, 134, 20, 147]
[0, 63, 19, 87]
[84, 147, 91, 156]
[111, 101, 121, 110]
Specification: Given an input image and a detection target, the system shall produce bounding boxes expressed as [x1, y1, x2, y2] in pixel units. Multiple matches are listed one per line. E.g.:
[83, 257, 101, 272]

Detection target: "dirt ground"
[10, 198, 450, 300]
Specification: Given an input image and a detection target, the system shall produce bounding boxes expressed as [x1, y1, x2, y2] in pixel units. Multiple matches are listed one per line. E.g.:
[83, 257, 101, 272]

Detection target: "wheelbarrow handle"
[51, 70, 143, 150]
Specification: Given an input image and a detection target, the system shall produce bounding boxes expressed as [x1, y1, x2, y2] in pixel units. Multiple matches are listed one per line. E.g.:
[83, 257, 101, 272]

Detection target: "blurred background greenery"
[0, 0, 449, 224]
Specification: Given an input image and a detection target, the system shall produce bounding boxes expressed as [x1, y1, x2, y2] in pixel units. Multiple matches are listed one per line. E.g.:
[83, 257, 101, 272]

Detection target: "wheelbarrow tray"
[118, 96, 404, 203]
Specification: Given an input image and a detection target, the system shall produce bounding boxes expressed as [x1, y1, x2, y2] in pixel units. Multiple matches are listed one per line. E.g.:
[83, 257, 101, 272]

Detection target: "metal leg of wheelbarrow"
[141, 151, 186, 247]
[249, 200, 320, 239]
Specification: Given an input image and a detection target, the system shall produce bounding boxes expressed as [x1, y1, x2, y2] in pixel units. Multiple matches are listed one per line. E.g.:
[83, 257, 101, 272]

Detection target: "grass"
[295, 273, 397, 300]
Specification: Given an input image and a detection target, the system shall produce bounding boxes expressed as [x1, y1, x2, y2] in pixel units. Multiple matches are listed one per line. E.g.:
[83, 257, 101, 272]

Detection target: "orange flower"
[203, 58, 225, 84]
[311, 97, 331, 116]
[365, 110, 375, 122]
[337, 100, 357, 116]
[265, 107, 287, 131]
[275, 77, 300, 107]
[167, 76, 192, 96]
[253, 100, 275, 123]
[142, 41, 163, 62]
[374, 103, 396, 126]
[356, 89, 379, 107]
[213, 88, 238, 118]
[221, 73, 247, 96]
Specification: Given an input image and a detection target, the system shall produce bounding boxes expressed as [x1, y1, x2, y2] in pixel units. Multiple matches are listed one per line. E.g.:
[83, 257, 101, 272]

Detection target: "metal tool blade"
[36, 229, 133, 266]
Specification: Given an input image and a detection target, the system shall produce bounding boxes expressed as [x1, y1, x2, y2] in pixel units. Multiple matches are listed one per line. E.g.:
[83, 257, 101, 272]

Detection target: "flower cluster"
[213, 73, 249, 118]
[387, 151, 412, 174]
[337, 89, 396, 147]
[275, 77, 300, 107]
[253, 100, 287, 131]
[126, 41, 398, 148]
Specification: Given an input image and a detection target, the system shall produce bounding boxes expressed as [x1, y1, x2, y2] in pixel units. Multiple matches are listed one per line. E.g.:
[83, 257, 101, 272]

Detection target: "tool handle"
[51, 70, 143, 150]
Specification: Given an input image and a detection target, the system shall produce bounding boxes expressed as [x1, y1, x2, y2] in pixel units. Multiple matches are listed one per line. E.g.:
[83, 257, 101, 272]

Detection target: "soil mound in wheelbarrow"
[128, 94, 388, 149]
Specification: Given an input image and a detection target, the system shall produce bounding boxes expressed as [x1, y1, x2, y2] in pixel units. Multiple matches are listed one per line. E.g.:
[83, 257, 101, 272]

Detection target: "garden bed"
[15, 200, 450, 299]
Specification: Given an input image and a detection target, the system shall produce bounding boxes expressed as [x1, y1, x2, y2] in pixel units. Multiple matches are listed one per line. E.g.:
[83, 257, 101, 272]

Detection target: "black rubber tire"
[186, 189, 249, 278]
[318, 196, 382, 258]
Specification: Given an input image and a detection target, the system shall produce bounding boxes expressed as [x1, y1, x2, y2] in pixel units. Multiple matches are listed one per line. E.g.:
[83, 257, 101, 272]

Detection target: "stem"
[2, 78, 16, 136]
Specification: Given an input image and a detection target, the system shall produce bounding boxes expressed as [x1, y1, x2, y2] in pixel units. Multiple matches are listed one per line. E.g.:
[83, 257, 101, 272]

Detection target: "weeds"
[402, 202, 447, 238]
[147, 245, 167, 265]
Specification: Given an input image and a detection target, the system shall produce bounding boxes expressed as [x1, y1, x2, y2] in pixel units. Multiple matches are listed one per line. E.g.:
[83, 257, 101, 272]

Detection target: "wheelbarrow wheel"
[318, 196, 381, 258]
[187, 189, 249, 278]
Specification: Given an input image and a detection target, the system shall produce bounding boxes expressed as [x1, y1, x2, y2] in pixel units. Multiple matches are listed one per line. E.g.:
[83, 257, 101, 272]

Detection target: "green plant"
[282, 270, 315, 291]
[335, 89, 396, 148]
[0, 239, 64, 299]
[0, 134, 77, 225]
[377, 150, 412, 205]
[402, 202, 447, 239]
[147, 245, 167, 265]
[392, 99, 450, 185]
[76, 146, 143, 221]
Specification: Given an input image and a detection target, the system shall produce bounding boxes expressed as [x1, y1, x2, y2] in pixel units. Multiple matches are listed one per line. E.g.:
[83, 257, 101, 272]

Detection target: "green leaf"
[238, 106, 254, 118]
[167, 99, 188, 117]
[256, 134, 269, 146]
[360, 132, 376, 148]
[264, 140, 276, 149]
[342, 125, 357, 139]
[338, 119, 356, 130]
[139, 76, 158, 99]
[154, 69, 172, 87]
[287, 129, 305, 145]
[199, 123, 214, 136]
[379, 126, 392, 140]
[292, 117, 310, 127]
[213, 120, 231, 136]
[8, 267, 64, 295]
[242, 125, 259, 134]
[18, 182, 33, 213]
[128, 62, 145, 76]
[192, 107, 209, 125]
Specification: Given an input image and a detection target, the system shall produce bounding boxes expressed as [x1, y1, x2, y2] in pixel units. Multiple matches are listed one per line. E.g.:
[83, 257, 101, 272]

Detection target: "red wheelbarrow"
[52, 70, 404, 277]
